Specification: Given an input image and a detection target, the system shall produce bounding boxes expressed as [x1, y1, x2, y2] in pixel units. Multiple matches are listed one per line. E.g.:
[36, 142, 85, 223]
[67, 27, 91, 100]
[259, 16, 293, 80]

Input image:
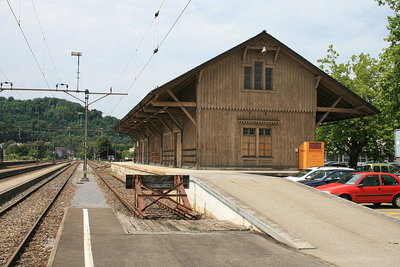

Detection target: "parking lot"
[366, 204, 400, 220]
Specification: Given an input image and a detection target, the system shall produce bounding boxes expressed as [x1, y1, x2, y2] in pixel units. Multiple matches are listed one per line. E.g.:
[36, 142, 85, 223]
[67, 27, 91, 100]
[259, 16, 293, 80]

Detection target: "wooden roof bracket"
[142, 106, 159, 113]
[167, 111, 183, 131]
[242, 46, 249, 61]
[316, 107, 364, 114]
[129, 133, 140, 142]
[137, 128, 149, 139]
[158, 117, 172, 133]
[316, 96, 342, 126]
[134, 130, 144, 140]
[167, 89, 197, 127]
[151, 101, 196, 107]
[144, 125, 156, 138]
[274, 47, 280, 63]
[197, 70, 203, 85]
[149, 120, 163, 136]
[315, 75, 321, 90]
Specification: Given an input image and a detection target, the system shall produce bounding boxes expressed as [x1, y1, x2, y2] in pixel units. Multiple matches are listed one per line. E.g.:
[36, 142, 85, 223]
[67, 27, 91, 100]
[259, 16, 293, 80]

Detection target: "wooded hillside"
[0, 96, 133, 160]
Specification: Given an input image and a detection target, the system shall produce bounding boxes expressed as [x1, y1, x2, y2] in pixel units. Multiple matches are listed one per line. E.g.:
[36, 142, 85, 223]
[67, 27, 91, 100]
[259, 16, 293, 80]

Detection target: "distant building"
[115, 31, 378, 169]
[55, 147, 69, 159]
[96, 148, 120, 161]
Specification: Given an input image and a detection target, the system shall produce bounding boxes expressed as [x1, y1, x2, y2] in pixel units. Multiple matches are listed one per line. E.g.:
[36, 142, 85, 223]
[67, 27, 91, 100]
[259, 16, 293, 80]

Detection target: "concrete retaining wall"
[186, 178, 253, 228]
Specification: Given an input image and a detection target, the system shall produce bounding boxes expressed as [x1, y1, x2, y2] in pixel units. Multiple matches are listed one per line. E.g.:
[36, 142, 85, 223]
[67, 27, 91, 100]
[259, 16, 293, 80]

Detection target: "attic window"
[243, 62, 273, 91]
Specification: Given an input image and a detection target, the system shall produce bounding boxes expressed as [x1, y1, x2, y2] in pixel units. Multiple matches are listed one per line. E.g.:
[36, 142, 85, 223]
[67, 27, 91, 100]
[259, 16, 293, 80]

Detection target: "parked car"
[286, 167, 354, 182]
[316, 172, 400, 208]
[298, 170, 354, 187]
[355, 163, 398, 173]
[324, 161, 348, 167]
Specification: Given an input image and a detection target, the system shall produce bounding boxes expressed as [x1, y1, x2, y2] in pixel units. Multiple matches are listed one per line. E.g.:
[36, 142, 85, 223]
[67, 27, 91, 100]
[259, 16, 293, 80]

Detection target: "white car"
[285, 167, 354, 182]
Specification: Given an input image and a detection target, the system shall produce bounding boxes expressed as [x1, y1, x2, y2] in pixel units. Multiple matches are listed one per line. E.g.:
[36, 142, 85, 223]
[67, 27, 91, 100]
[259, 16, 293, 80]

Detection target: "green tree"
[376, 0, 400, 127]
[0, 97, 133, 160]
[316, 46, 390, 168]
[94, 135, 113, 159]
[369, 0, 400, 163]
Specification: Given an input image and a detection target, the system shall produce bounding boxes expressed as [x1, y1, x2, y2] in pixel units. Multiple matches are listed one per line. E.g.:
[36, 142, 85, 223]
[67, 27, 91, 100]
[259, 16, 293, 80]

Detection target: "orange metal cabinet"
[299, 142, 324, 169]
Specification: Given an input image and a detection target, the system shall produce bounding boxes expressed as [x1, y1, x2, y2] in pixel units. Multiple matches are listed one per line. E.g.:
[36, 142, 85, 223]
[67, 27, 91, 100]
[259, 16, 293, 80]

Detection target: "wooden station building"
[115, 31, 378, 169]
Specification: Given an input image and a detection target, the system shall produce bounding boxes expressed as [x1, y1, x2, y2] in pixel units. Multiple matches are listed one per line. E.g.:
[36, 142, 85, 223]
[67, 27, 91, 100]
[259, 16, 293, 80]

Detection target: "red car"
[316, 172, 400, 208]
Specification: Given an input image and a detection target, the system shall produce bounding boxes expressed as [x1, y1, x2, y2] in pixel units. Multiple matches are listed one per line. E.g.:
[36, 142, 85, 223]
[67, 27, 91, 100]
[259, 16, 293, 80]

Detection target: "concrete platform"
[50, 164, 329, 266]
[0, 163, 68, 194]
[111, 163, 400, 267]
[51, 208, 330, 267]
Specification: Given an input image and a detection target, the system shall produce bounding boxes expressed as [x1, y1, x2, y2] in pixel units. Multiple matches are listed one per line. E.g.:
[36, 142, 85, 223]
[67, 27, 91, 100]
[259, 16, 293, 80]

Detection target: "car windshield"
[293, 169, 312, 177]
[337, 173, 362, 185]
[389, 166, 399, 173]
[306, 170, 337, 181]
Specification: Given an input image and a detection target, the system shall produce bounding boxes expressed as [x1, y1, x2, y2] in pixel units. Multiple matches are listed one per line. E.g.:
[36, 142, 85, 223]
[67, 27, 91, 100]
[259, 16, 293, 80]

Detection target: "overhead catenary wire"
[6, 0, 52, 89]
[0, 67, 10, 81]
[126, 0, 192, 92]
[109, 0, 192, 117]
[156, 0, 191, 52]
[30, 0, 63, 83]
[110, 0, 167, 90]
[0, 67, 26, 100]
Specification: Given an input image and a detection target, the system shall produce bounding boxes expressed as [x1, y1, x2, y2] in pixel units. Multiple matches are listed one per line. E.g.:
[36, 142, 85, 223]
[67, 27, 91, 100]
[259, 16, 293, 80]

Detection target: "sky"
[0, 0, 394, 119]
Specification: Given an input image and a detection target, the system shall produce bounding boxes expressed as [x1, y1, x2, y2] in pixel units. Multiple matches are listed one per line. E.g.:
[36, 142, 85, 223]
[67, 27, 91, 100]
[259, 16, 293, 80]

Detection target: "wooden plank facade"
[115, 31, 379, 169]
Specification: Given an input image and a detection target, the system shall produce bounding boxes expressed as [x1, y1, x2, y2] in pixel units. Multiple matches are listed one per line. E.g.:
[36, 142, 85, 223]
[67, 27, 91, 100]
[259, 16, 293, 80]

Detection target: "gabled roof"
[115, 30, 379, 134]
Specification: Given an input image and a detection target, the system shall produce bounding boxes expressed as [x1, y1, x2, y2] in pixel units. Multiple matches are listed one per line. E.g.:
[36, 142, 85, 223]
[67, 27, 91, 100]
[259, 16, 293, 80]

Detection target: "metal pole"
[82, 89, 89, 181]
[77, 55, 80, 90]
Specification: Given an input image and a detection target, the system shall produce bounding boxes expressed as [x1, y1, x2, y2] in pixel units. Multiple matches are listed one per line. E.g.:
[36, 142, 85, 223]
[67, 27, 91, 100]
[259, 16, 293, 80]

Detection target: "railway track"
[0, 161, 78, 266]
[89, 161, 190, 220]
[91, 161, 249, 234]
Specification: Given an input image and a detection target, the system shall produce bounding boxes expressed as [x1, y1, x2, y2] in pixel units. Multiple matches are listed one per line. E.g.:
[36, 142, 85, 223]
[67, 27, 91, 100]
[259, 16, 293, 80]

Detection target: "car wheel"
[392, 195, 400, 208]
[373, 203, 382, 207]
[340, 194, 351, 201]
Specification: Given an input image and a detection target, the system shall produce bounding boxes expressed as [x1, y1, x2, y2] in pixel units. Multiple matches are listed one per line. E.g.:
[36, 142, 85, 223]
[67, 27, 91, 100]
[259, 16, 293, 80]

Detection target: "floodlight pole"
[71, 52, 82, 91]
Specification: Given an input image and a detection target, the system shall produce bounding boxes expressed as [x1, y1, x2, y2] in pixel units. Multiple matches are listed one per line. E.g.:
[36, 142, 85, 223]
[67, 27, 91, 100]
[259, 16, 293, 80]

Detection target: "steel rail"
[88, 161, 143, 218]
[89, 161, 199, 219]
[0, 163, 71, 208]
[3, 162, 79, 267]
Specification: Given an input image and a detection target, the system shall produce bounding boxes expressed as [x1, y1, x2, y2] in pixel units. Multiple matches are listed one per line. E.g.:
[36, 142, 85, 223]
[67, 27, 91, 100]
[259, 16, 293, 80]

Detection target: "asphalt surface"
[112, 163, 400, 267]
[365, 203, 400, 220]
[190, 172, 400, 267]
[51, 164, 331, 266]
[52, 208, 331, 267]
